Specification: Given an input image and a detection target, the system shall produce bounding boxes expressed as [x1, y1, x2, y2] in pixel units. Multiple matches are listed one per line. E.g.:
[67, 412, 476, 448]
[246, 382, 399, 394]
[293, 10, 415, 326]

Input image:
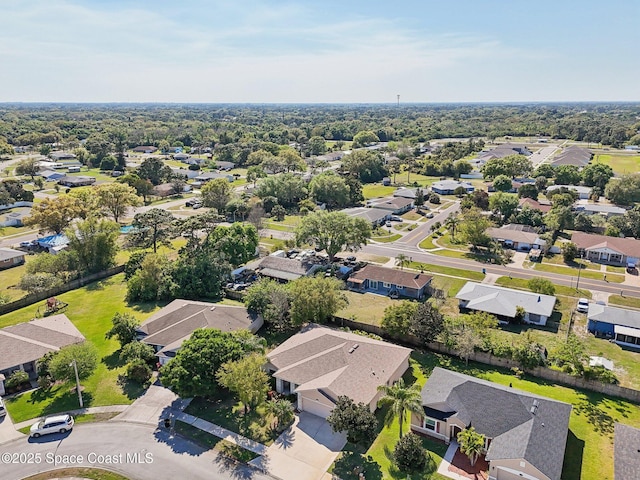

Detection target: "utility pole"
[575, 256, 583, 291]
[397, 94, 400, 107]
[70, 359, 83, 408]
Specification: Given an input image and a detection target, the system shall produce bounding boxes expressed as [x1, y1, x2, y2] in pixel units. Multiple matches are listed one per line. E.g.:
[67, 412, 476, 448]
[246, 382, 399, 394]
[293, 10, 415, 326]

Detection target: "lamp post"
[70, 359, 83, 408]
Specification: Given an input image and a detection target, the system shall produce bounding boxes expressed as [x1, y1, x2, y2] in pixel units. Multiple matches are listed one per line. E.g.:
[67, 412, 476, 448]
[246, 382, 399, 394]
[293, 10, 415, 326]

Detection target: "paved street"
[528, 143, 563, 168]
[361, 243, 640, 298]
[395, 201, 460, 247]
[0, 422, 274, 480]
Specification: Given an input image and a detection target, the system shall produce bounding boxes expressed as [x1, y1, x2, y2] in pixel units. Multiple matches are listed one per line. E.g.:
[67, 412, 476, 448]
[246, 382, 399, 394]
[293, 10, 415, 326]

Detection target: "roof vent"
[348, 344, 359, 354]
[210, 306, 216, 311]
[530, 400, 539, 415]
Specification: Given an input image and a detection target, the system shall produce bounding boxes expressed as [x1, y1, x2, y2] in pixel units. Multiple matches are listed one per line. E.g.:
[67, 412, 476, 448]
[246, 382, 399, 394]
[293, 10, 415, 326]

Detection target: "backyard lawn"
[0, 257, 30, 300]
[338, 291, 397, 325]
[362, 184, 396, 199]
[1, 274, 165, 422]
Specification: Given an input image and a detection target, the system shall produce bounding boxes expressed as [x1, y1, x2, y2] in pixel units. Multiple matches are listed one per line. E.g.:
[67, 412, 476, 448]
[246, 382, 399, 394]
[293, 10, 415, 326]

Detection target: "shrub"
[6, 370, 29, 389]
[120, 341, 156, 364]
[393, 433, 428, 474]
[528, 277, 556, 295]
[126, 359, 153, 384]
[429, 193, 440, 204]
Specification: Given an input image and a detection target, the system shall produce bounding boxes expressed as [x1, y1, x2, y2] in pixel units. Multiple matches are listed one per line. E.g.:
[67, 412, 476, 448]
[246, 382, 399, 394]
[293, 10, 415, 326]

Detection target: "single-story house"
[518, 197, 552, 214]
[163, 146, 183, 154]
[393, 187, 419, 199]
[194, 172, 234, 183]
[37, 234, 69, 254]
[615, 423, 640, 480]
[182, 156, 206, 166]
[550, 146, 592, 168]
[133, 146, 158, 154]
[173, 153, 191, 161]
[253, 255, 323, 282]
[316, 152, 344, 162]
[57, 176, 96, 187]
[0, 247, 25, 270]
[587, 303, 640, 347]
[0, 315, 85, 395]
[546, 184, 591, 200]
[137, 299, 263, 366]
[38, 170, 66, 181]
[266, 324, 411, 418]
[347, 264, 433, 300]
[343, 207, 391, 226]
[431, 180, 474, 195]
[456, 282, 556, 325]
[573, 203, 626, 217]
[367, 196, 414, 214]
[214, 161, 236, 171]
[0, 208, 30, 227]
[476, 144, 532, 163]
[153, 183, 192, 197]
[571, 232, 640, 266]
[412, 367, 571, 480]
[170, 167, 200, 180]
[49, 152, 76, 160]
[486, 224, 546, 251]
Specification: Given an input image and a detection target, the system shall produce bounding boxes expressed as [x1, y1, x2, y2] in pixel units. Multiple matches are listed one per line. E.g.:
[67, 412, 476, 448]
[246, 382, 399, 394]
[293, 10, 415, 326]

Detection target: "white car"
[577, 298, 589, 313]
[0, 397, 6, 417]
[29, 415, 74, 437]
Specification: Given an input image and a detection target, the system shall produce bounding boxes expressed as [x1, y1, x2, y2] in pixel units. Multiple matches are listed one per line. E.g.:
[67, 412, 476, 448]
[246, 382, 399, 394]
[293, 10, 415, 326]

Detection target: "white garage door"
[301, 396, 333, 419]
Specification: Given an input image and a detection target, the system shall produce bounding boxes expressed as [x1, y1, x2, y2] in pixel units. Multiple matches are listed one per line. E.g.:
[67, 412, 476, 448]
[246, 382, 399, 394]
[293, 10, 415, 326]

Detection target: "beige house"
[571, 232, 640, 267]
[137, 300, 263, 365]
[412, 368, 571, 480]
[266, 325, 411, 419]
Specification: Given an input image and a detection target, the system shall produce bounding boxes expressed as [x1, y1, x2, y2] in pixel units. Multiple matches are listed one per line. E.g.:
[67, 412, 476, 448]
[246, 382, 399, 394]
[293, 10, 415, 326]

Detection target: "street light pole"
[70, 359, 83, 408]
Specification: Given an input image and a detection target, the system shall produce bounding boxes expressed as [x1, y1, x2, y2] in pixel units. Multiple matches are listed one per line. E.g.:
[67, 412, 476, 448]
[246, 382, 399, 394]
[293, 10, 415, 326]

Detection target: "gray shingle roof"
[456, 282, 556, 318]
[0, 248, 25, 262]
[0, 315, 85, 372]
[615, 423, 640, 480]
[486, 224, 544, 246]
[256, 256, 314, 281]
[138, 299, 257, 349]
[587, 303, 640, 329]
[268, 324, 411, 406]
[550, 146, 592, 167]
[421, 368, 572, 480]
[343, 207, 390, 224]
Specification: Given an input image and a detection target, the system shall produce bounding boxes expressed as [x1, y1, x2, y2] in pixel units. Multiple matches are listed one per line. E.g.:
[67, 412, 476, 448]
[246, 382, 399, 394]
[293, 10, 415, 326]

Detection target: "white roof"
[614, 325, 640, 338]
[456, 282, 556, 318]
[589, 356, 614, 370]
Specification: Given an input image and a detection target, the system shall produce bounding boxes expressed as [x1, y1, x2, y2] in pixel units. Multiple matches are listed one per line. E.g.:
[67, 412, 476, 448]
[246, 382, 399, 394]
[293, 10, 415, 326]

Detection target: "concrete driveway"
[0, 411, 24, 444]
[114, 384, 191, 426]
[252, 412, 346, 480]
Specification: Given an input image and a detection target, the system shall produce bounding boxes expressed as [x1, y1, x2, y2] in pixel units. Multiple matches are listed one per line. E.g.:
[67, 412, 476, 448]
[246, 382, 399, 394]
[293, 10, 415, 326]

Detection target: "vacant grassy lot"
[594, 154, 640, 174]
[338, 291, 397, 325]
[2, 274, 163, 422]
[362, 184, 396, 199]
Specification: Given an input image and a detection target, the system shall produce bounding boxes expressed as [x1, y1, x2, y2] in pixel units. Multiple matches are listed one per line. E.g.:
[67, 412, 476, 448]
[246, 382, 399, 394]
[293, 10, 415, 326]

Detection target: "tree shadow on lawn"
[102, 350, 126, 370]
[30, 387, 95, 417]
[574, 392, 629, 437]
[333, 452, 383, 480]
[85, 277, 116, 291]
[116, 374, 147, 400]
[562, 430, 584, 480]
[127, 299, 170, 314]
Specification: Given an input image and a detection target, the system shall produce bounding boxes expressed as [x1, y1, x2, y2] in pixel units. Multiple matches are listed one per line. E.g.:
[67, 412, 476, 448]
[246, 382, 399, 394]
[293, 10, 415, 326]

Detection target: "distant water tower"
[397, 94, 400, 106]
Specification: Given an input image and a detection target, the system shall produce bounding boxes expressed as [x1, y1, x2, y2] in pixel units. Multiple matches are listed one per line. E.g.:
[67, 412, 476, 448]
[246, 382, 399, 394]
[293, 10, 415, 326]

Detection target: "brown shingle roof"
[349, 265, 432, 290]
[0, 314, 85, 372]
[268, 324, 411, 406]
[571, 232, 640, 257]
[518, 197, 552, 213]
[139, 299, 257, 349]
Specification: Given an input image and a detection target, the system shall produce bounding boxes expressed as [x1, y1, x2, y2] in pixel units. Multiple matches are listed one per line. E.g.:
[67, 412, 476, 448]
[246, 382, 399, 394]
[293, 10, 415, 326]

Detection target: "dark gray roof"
[587, 303, 640, 329]
[615, 423, 640, 480]
[421, 368, 571, 480]
[256, 256, 314, 280]
[550, 146, 592, 167]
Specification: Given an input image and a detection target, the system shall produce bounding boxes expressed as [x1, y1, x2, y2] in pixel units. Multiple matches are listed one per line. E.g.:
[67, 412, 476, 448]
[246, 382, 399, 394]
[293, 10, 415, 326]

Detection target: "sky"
[1, 0, 639, 103]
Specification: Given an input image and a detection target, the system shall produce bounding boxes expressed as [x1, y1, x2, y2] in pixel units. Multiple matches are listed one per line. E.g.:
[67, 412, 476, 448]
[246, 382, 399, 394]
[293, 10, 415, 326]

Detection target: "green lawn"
[362, 184, 396, 199]
[23, 468, 130, 480]
[2, 274, 164, 422]
[418, 234, 437, 249]
[174, 421, 259, 462]
[371, 234, 402, 243]
[0, 258, 30, 300]
[407, 261, 485, 282]
[184, 396, 279, 446]
[594, 154, 640, 174]
[608, 294, 640, 309]
[495, 276, 592, 299]
[338, 291, 399, 325]
[533, 263, 624, 283]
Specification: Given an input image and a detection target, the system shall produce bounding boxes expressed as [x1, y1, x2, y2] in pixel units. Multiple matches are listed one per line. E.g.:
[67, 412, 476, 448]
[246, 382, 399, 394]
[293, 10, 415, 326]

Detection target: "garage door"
[300, 396, 333, 419]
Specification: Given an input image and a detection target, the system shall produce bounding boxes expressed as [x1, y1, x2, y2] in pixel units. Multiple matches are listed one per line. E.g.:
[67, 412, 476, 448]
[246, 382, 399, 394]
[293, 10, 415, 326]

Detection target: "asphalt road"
[0, 422, 274, 480]
[395, 202, 460, 247]
[361, 243, 640, 297]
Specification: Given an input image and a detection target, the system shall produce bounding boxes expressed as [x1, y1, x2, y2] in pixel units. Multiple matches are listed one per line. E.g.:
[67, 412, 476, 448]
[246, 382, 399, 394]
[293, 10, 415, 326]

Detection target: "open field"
[362, 184, 396, 199]
[593, 154, 640, 174]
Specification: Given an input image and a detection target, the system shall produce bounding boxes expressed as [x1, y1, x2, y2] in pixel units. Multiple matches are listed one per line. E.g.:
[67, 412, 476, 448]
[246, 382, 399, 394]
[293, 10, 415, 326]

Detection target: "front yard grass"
[608, 294, 640, 309]
[184, 397, 279, 446]
[533, 262, 624, 283]
[407, 261, 485, 282]
[371, 233, 402, 243]
[174, 421, 260, 462]
[495, 276, 592, 299]
[1, 274, 165, 423]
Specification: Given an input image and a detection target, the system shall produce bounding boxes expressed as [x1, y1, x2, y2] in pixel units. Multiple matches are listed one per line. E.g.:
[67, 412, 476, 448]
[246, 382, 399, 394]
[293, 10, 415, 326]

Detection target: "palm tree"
[457, 427, 485, 466]
[395, 254, 410, 270]
[377, 378, 423, 438]
[445, 214, 461, 241]
[265, 398, 295, 432]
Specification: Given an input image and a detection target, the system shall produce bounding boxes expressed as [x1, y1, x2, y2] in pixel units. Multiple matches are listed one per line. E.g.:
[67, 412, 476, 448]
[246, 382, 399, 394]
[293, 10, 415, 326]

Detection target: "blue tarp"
[37, 234, 69, 248]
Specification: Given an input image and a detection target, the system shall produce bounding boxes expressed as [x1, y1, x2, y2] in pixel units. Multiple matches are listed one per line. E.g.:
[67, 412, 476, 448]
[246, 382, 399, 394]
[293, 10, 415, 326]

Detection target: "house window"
[397, 285, 404, 290]
[423, 418, 436, 431]
[369, 281, 378, 289]
[383, 282, 391, 288]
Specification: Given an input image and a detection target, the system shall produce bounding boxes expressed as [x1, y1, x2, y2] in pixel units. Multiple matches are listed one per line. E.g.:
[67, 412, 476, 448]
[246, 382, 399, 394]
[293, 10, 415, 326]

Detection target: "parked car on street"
[29, 415, 74, 438]
[0, 397, 6, 417]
